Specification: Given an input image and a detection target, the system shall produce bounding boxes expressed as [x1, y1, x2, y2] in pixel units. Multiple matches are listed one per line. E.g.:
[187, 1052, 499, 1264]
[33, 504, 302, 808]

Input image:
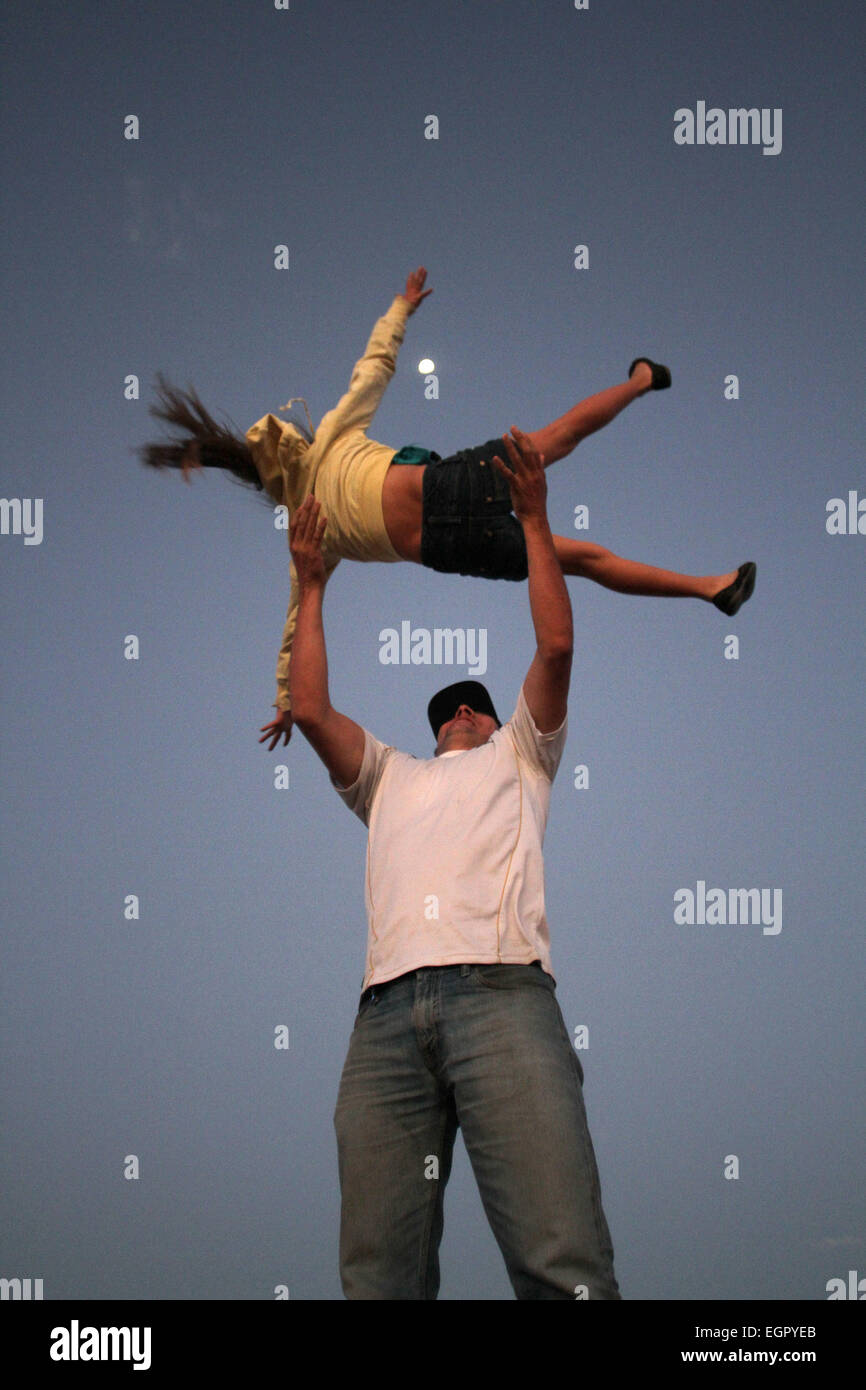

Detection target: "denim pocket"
[470, 962, 554, 991]
[353, 992, 377, 1026]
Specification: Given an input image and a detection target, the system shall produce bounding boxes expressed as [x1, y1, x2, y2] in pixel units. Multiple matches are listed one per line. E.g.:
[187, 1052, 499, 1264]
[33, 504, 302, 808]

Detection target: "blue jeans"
[333, 962, 621, 1300]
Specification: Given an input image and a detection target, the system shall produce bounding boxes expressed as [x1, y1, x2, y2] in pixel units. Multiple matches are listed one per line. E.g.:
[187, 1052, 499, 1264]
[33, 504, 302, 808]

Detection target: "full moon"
[418, 358, 435, 373]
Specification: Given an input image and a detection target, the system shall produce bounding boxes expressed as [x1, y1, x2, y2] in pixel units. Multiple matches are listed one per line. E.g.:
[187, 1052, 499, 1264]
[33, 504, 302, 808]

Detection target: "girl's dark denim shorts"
[411, 438, 528, 582]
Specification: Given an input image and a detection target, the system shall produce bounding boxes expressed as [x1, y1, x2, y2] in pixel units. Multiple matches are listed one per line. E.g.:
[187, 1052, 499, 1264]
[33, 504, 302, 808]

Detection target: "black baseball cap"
[427, 680, 501, 738]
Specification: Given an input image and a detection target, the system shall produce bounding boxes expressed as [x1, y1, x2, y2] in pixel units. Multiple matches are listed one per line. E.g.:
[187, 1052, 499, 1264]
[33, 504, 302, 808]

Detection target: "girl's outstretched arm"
[259, 551, 340, 747]
[311, 268, 432, 454]
[258, 268, 432, 744]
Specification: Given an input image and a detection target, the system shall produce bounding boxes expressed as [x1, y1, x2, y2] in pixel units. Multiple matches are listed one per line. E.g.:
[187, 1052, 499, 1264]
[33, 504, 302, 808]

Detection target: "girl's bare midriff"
[381, 462, 426, 562]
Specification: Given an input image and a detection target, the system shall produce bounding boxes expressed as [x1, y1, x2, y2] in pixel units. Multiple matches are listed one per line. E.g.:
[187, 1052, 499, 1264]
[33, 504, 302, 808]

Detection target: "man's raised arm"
[287, 496, 366, 788]
[491, 429, 573, 733]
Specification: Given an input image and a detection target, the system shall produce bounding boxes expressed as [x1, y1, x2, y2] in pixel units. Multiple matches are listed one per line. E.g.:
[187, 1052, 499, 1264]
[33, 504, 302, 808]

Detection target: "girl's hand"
[259, 709, 293, 750]
[402, 266, 433, 311]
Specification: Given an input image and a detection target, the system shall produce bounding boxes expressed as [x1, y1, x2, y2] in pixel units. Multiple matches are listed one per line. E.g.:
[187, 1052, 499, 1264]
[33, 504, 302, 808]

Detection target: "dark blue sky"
[2, 0, 864, 1300]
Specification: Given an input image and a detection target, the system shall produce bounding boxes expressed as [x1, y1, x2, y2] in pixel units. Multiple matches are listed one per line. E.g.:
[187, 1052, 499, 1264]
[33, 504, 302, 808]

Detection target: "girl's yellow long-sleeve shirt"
[245, 295, 412, 712]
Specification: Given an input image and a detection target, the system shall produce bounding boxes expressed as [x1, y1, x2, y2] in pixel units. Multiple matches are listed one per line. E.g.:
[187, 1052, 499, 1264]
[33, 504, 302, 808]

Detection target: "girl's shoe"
[628, 357, 671, 390]
[712, 562, 757, 615]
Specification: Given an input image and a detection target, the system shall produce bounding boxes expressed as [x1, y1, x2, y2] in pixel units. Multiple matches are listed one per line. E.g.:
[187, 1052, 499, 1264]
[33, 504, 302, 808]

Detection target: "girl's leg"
[554, 536, 739, 602]
[381, 464, 742, 603]
[526, 362, 654, 466]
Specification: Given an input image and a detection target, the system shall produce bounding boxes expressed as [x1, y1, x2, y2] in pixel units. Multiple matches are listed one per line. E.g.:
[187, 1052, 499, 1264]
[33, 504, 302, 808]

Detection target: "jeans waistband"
[359, 960, 543, 1008]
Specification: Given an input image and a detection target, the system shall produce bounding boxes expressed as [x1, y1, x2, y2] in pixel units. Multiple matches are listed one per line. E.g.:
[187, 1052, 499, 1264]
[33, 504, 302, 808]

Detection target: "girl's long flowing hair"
[136, 375, 310, 509]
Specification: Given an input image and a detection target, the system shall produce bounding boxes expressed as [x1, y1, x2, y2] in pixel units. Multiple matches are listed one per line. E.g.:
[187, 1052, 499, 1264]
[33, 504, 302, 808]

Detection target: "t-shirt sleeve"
[331, 728, 393, 824]
[504, 684, 568, 782]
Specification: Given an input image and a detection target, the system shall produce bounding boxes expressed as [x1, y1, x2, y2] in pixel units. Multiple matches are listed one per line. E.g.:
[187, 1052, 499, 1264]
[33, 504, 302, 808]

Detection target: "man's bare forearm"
[289, 583, 331, 725]
[523, 516, 573, 659]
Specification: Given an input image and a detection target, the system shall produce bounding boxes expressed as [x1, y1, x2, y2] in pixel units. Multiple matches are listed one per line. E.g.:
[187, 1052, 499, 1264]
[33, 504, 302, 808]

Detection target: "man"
[289, 425, 620, 1300]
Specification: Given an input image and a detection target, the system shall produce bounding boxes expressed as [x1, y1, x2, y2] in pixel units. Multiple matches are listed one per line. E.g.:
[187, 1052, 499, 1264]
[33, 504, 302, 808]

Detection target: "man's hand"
[490, 428, 547, 523]
[402, 266, 433, 312]
[259, 709, 293, 750]
[289, 496, 329, 589]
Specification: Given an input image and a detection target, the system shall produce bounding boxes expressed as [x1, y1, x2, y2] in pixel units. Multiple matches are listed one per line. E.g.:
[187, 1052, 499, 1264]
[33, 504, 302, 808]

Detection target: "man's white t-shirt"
[333, 685, 568, 990]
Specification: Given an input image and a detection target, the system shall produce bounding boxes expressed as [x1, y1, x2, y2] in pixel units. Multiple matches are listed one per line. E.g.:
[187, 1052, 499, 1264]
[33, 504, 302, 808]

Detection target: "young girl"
[138, 267, 755, 748]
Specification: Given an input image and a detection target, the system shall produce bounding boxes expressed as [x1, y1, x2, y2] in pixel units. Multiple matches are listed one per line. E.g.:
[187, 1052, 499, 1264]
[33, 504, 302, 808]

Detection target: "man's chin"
[438, 730, 484, 754]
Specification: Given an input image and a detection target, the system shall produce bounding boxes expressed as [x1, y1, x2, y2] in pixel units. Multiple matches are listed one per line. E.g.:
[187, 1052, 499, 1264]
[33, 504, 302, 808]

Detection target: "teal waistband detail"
[391, 445, 437, 466]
